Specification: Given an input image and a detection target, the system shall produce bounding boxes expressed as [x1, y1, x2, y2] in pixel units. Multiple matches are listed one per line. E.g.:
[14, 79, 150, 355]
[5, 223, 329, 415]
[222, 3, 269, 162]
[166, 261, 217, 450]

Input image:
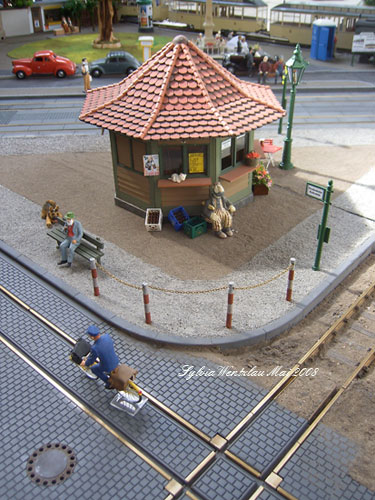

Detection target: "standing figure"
[215, 30, 222, 52]
[67, 17, 74, 33]
[202, 182, 236, 239]
[237, 36, 243, 54]
[240, 36, 249, 54]
[258, 56, 270, 84]
[80, 325, 119, 389]
[274, 56, 285, 84]
[196, 33, 205, 50]
[58, 211, 83, 267]
[61, 16, 69, 33]
[81, 57, 91, 93]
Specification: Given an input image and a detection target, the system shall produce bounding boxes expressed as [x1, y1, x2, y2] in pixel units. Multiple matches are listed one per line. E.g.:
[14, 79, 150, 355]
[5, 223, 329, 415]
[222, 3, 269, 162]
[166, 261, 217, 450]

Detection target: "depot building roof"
[79, 35, 285, 141]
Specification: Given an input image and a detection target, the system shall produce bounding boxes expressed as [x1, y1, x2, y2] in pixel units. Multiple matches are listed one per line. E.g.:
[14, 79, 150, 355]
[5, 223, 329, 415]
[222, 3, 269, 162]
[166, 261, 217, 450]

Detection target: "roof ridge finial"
[172, 35, 189, 46]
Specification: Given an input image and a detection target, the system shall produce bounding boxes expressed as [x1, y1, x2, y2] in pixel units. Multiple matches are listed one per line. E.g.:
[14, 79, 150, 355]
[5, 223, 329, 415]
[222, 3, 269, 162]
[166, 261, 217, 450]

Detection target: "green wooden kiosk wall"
[110, 130, 256, 216]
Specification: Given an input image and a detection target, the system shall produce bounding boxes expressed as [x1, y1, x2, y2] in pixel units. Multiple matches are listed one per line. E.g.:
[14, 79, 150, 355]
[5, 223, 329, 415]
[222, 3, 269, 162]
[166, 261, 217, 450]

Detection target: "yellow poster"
[189, 153, 204, 173]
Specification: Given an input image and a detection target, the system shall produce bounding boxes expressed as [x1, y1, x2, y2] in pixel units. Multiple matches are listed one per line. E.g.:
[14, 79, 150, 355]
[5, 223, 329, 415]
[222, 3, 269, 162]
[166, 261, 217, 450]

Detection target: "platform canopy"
[79, 35, 285, 141]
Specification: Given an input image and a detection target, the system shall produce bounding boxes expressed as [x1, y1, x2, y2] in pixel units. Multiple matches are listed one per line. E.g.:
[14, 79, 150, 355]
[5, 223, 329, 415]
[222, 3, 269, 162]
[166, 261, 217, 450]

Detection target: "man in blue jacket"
[80, 325, 119, 389]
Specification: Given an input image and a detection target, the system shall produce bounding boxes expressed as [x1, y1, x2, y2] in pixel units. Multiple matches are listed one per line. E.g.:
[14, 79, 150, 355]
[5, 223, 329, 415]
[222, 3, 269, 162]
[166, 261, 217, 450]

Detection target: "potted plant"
[244, 151, 260, 167]
[252, 163, 272, 195]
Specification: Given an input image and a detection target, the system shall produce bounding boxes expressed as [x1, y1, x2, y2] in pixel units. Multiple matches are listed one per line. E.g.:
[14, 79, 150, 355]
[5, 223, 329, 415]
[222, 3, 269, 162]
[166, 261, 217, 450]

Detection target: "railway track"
[1, 251, 375, 499]
[1, 90, 375, 137]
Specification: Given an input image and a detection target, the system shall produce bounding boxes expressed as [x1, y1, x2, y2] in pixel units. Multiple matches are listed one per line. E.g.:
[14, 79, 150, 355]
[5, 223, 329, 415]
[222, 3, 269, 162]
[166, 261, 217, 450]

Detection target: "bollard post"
[286, 258, 296, 302]
[89, 258, 100, 296]
[226, 282, 234, 329]
[142, 282, 152, 324]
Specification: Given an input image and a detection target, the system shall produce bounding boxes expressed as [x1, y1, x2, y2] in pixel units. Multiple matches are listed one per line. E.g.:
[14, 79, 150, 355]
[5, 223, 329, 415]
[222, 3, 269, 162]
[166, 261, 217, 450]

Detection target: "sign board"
[305, 182, 326, 202]
[352, 32, 375, 54]
[188, 152, 204, 173]
[221, 138, 231, 151]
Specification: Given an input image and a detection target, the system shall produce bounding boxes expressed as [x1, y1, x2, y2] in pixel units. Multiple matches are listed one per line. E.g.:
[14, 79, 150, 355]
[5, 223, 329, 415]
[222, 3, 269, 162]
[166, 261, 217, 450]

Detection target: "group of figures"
[61, 16, 74, 34]
[196, 31, 285, 85]
[195, 31, 227, 52]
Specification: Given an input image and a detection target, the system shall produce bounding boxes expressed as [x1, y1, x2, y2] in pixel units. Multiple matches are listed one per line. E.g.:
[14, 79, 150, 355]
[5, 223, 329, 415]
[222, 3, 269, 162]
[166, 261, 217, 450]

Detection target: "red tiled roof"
[79, 35, 285, 140]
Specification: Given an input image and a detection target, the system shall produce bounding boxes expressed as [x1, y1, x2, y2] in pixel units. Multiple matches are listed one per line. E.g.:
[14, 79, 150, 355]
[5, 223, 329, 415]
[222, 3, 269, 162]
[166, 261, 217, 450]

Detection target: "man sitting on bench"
[57, 211, 83, 268]
[80, 325, 119, 389]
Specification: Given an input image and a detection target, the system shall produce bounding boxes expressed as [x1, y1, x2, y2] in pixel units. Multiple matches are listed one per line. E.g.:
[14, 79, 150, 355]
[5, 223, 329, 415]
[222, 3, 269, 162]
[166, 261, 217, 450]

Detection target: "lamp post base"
[279, 138, 294, 170]
[279, 160, 294, 170]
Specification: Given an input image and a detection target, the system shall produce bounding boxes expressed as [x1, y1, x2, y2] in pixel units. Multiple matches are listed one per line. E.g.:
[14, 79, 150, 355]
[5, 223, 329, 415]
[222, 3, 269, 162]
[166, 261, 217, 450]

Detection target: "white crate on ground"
[145, 208, 163, 231]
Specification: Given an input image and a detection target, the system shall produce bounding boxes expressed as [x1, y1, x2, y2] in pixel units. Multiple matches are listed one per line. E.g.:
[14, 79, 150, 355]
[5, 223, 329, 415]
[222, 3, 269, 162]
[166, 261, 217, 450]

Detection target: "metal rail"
[1, 272, 374, 499]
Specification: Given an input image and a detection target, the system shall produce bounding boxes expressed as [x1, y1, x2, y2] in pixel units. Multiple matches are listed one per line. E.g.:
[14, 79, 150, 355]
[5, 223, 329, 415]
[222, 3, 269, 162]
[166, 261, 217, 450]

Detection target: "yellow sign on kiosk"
[188, 153, 204, 173]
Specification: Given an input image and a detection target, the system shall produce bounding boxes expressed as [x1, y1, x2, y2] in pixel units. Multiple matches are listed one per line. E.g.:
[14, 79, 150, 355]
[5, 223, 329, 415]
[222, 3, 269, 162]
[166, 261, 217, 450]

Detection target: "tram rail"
[1, 251, 375, 498]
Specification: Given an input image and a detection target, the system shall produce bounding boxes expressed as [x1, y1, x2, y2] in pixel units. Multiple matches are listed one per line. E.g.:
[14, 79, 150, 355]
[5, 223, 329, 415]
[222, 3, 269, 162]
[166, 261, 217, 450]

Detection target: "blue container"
[168, 206, 190, 231]
[311, 22, 336, 61]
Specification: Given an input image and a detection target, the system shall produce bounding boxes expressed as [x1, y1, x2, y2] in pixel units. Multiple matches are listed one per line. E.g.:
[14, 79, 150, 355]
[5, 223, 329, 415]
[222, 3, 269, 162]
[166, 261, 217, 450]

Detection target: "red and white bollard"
[142, 282, 152, 324]
[226, 282, 234, 329]
[286, 258, 296, 302]
[89, 258, 100, 297]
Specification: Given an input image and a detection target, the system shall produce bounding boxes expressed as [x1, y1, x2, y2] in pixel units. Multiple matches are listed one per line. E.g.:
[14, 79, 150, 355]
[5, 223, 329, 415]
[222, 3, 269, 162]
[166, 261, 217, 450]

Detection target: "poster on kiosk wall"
[143, 154, 159, 176]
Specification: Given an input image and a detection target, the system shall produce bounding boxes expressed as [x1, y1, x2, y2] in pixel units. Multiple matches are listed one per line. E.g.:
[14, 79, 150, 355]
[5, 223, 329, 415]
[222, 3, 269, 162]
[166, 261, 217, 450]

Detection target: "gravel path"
[1, 130, 375, 340]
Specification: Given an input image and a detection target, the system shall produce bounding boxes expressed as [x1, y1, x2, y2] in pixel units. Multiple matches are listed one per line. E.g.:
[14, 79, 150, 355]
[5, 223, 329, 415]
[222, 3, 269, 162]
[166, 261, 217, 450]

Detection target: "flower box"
[245, 157, 259, 167]
[183, 216, 207, 239]
[253, 184, 269, 196]
[145, 208, 163, 231]
[252, 163, 272, 195]
[245, 151, 260, 167]
[168, 206, 190, 231]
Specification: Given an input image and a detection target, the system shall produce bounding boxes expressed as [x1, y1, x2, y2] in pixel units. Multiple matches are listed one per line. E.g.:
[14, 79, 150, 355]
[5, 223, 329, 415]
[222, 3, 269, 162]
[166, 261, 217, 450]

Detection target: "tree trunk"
[96, 0, 114, 43]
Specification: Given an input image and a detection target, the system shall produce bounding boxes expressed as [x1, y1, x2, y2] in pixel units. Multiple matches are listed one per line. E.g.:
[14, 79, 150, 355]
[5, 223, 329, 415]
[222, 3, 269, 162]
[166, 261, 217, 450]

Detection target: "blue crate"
[168, 206, 190, 231]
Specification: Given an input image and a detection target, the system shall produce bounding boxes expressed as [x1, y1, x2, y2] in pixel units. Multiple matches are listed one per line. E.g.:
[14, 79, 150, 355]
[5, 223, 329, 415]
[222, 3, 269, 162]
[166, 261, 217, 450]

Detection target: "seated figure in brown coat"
[202, 182, 236, 239]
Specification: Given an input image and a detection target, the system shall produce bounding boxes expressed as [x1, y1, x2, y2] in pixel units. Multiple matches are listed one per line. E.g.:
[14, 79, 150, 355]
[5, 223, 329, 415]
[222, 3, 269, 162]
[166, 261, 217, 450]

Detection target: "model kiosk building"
[79, 35, 284, 216]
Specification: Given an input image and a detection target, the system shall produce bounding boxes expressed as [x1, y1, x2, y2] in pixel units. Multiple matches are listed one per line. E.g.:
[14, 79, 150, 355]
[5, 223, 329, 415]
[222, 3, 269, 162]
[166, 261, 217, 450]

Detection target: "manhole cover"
[26, 443, 77, 486]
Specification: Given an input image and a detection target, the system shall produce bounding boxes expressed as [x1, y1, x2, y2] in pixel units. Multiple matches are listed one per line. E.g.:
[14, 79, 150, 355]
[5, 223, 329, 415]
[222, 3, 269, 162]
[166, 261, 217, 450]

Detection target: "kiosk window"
[236, 134, 246, 163]
[221, 138, 232, 170]
[162, 146, 183, 177]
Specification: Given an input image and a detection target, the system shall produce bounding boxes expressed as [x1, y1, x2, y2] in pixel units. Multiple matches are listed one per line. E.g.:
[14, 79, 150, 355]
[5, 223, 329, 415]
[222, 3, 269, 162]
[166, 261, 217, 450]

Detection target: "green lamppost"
[279, 44, 309, 170]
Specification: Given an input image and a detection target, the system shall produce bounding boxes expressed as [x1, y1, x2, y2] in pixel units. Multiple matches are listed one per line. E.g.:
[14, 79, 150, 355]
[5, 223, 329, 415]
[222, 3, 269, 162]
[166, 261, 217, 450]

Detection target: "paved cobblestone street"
[2, 251, 374, 500]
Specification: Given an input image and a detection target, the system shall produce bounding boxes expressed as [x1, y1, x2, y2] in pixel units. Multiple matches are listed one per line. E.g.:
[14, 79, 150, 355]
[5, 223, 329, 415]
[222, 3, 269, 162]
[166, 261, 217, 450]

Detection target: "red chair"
[260, 139, 282, 168]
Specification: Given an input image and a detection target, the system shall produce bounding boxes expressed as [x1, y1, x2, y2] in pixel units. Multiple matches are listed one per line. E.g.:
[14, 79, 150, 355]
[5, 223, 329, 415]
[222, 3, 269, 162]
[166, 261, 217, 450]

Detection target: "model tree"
[95, 0, 116, 43]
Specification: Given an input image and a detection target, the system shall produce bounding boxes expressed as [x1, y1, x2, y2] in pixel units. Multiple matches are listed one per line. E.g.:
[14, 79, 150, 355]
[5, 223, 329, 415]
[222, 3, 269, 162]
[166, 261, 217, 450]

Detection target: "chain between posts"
[96, 263, 291, 295]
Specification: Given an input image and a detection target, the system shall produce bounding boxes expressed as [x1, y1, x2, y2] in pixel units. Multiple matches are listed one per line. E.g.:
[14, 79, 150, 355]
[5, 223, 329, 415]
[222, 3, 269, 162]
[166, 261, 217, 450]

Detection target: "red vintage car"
[12, 50, 76, 79]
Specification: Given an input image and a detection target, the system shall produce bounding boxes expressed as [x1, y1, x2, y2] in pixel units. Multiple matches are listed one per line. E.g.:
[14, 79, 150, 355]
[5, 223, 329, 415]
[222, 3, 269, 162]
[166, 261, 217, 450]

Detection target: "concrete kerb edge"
[1, 236, 374, 349]
[264, 234, 375, 342]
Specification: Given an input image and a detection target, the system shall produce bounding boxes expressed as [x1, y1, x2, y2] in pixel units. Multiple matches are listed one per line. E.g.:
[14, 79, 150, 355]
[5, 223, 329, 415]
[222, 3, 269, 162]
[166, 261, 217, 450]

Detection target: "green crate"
[183, 216, 207, 239]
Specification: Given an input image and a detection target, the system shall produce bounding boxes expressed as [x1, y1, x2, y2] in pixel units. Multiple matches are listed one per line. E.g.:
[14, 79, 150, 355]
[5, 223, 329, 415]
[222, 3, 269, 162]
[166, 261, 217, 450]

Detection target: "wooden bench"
[47, 217, 104, 264]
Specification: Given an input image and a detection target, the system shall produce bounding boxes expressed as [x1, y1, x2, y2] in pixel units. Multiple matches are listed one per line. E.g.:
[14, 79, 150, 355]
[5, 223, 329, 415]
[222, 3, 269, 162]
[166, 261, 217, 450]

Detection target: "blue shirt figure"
[58, 211, 84, 267]
[83, 325, 119, 388]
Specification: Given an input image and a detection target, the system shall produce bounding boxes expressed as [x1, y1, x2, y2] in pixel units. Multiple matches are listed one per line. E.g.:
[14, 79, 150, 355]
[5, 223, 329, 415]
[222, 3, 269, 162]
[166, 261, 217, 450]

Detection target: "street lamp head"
[285, 43, 309, 86]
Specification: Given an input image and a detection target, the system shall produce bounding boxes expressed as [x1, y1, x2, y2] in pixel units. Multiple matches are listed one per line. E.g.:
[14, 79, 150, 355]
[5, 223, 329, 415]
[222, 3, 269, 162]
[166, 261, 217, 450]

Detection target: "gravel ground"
[1, 130, 375, 340]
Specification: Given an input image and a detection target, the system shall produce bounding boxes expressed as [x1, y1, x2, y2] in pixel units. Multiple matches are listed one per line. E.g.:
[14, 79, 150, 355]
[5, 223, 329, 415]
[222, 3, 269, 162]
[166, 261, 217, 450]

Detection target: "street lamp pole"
[278, 67, 288, 135]
[279, 44, 308, 170]
[280, 82, 296, 169]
